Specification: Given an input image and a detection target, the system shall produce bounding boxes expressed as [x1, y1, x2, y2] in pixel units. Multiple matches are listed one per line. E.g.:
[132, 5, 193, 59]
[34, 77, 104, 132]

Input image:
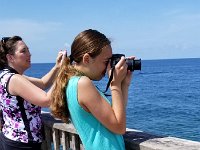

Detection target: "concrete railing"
[41, 112, 200, 150]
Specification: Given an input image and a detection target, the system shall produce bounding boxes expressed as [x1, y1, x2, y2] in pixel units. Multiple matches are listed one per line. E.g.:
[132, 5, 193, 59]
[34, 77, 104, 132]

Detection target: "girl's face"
[89, 45, 112, 80]
[10, 41, 31, 72]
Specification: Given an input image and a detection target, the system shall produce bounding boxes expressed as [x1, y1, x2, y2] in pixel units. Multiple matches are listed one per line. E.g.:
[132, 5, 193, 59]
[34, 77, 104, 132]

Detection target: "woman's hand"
[55, 50, 67, 69]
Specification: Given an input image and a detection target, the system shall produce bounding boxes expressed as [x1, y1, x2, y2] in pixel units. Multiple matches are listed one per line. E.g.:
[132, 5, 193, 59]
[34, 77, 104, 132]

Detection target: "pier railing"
[41, 112, 200, 150]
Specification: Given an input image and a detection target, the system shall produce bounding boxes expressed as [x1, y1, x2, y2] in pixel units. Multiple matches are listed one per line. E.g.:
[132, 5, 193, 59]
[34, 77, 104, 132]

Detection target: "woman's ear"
[6, 54, 14, 63]
[82, 53, 90, 64]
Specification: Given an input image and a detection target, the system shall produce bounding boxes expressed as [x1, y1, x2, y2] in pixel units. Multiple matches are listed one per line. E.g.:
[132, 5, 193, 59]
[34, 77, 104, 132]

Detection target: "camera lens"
[111, 54, 141, 71]
[126, 59, 141, 71]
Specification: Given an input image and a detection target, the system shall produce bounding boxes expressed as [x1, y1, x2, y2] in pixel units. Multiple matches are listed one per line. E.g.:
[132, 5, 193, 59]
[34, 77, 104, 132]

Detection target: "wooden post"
[52, 128, 60, 150]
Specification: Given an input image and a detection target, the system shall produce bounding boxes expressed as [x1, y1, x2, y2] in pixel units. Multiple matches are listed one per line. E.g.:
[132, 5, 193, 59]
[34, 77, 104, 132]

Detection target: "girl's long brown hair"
[50, 29, 110, 122]
[50, 57, 74, 122]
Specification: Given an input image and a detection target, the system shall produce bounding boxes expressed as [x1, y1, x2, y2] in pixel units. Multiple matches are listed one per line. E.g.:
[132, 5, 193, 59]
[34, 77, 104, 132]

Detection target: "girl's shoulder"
[69, 75, 93, 86]
[78, 76, 92, 84]
[68, 76, 94, 91]
[77, 76, 100, 102]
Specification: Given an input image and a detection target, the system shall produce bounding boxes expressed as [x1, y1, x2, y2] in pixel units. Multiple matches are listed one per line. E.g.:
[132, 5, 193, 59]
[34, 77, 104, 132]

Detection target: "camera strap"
[103, 66, 115, 96]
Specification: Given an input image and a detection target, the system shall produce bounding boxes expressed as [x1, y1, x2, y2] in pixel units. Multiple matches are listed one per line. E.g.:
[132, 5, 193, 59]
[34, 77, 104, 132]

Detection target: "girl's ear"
[82, 53, 91, 64]
[6, 54, 14, 63]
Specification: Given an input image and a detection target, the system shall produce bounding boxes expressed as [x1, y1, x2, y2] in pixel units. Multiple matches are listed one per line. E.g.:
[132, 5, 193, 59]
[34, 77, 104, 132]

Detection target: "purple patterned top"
[0, 68, 43, 143]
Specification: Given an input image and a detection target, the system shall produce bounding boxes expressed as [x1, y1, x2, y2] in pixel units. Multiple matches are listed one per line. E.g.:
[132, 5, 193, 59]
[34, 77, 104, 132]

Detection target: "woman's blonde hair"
[50, 29, 110, 122]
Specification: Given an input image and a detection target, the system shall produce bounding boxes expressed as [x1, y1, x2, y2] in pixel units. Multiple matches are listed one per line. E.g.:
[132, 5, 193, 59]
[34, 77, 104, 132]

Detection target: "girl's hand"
[122, 56, 135, 87]
[110, 56, 128, 87]
[121, 56, 135, 87]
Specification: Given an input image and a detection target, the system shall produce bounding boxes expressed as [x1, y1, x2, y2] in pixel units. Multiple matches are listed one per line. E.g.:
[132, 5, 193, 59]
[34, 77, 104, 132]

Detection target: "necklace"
[74, 68, 85, 76]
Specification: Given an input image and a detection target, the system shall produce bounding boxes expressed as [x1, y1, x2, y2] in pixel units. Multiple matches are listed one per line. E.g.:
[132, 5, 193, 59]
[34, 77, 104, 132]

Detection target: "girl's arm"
[78, 57, 128, 134]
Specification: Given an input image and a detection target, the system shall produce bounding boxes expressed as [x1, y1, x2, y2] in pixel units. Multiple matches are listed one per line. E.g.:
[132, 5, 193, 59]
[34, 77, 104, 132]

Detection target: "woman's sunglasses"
[1, 37, 11, 44]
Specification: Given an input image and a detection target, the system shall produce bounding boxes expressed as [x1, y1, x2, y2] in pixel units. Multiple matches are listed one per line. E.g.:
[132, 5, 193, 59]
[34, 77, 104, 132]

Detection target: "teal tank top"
[66, 76, 125, 150]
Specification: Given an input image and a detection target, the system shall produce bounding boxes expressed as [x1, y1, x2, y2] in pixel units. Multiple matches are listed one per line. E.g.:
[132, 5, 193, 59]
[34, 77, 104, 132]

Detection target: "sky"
[1, 0, 200, 63]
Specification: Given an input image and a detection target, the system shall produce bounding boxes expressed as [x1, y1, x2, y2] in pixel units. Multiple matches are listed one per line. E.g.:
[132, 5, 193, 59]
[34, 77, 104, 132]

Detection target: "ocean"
[25, 58, 200, 142]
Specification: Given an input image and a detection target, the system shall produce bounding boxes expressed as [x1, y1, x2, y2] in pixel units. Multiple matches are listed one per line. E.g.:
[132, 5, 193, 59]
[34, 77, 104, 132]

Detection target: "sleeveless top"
[0, 68, 42, 143]
[66, 76, 125, 150]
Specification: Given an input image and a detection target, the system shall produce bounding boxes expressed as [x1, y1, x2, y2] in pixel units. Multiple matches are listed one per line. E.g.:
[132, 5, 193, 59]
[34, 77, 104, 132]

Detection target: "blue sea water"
[25, 58, 200, 142]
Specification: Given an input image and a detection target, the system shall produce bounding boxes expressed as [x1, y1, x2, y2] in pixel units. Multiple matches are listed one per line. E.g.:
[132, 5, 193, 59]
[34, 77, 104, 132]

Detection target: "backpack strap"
[17, 96, 34, 141]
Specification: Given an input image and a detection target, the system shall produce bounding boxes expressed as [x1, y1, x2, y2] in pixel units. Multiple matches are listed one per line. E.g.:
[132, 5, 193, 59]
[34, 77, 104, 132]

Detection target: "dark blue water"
[25, 58, 200, 142]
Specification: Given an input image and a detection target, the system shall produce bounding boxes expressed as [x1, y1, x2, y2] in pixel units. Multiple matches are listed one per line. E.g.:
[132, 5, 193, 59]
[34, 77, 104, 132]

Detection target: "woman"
[50, 29, 133, 150]
[0, 36, 64, 150]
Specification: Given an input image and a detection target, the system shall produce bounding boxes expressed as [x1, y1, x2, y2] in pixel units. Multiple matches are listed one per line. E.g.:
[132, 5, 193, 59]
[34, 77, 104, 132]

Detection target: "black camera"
[110, 54, 141, 71]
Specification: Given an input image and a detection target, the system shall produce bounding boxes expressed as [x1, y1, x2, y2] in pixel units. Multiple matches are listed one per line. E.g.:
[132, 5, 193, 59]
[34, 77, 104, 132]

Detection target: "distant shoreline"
[31, 57, 200, 64]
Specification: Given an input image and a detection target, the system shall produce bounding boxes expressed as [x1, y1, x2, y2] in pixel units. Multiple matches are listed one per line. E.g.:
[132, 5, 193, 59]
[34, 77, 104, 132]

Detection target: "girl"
[50, 29, 133, 150]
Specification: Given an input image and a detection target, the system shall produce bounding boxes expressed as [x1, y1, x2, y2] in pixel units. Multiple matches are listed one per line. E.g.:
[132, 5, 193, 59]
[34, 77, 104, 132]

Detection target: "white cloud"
[0, 19, 67, 63]
[0, 19, 63, 41]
